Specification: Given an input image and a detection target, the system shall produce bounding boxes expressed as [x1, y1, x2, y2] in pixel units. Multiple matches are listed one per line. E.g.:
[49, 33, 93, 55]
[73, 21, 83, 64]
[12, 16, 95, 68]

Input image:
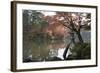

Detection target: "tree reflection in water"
[23, 38, 71, 62]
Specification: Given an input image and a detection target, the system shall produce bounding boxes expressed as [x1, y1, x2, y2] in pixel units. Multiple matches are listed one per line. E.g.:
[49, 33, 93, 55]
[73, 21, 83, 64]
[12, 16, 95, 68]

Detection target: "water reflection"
[23, 31, 90, 62]
[23, 38, 70, 62]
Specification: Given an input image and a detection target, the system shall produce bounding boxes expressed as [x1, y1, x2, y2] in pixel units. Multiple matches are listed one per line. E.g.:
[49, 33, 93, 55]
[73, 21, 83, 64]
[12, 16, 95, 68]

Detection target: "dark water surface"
[23, 31, 90, 62]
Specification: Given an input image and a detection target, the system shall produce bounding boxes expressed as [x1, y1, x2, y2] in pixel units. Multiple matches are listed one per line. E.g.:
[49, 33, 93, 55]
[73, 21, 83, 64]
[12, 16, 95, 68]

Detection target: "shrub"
[67, 42, 91, 60]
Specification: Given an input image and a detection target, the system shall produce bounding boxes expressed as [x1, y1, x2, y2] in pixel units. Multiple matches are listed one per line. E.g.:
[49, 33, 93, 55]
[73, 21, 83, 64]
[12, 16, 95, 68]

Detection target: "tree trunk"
[63, 43, 70, 60]
[76, 32, 84, 43]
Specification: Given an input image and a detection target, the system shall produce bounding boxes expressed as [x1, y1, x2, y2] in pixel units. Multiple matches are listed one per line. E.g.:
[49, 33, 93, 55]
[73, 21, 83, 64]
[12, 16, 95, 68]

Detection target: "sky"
[40, 11, 56, 16]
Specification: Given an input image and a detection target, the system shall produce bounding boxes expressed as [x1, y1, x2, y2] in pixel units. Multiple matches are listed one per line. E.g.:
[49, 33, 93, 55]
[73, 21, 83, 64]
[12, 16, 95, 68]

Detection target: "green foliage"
[23, 10, 48, 40]
[23, 10, 47, 31]
[31, 11, 47, 29]
[67, 43, 91, 60]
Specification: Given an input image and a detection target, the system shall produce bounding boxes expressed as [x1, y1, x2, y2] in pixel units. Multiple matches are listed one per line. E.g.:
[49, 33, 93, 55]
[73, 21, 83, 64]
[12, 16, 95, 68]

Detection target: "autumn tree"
[56, 12, 91, 43]
[43, 14, 70, 39]
[55, 12, 91, 60]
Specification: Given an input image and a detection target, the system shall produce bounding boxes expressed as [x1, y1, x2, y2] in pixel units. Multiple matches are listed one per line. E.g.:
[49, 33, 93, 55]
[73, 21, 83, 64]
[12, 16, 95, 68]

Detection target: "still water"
[23, 31, 90, 62]
[23, 38, 70, 62]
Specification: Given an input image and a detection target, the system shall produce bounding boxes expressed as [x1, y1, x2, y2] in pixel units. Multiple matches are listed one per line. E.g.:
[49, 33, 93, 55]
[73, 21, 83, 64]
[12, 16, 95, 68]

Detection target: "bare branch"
[63, 24, 72, 30]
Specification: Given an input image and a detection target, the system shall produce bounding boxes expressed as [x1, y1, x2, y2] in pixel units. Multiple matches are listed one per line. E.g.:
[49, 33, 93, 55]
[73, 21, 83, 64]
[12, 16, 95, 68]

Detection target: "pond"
[23, 38, 71, 62]
[23, 31, 90, 62]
